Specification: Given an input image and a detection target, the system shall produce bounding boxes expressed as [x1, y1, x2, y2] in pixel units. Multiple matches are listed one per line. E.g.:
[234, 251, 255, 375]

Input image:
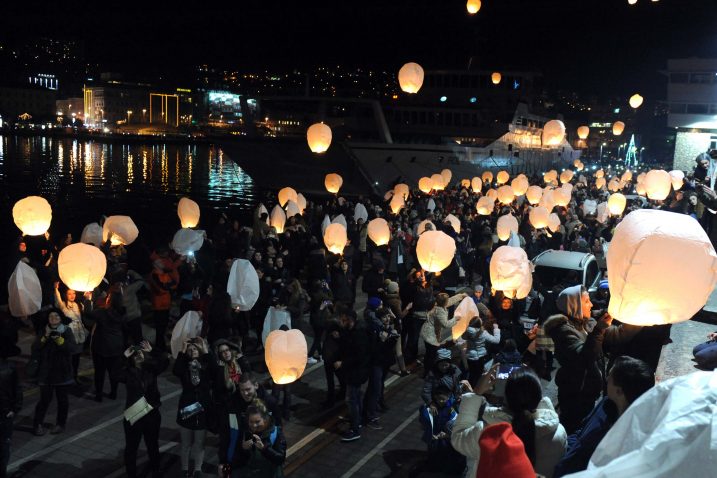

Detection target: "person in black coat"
[173, 337, 212, 477]
[331, 260, 355, 307]
[236, 372, 282, 428]
[321, 318, 346, 408]
[0, 315, 22, 477]
[362, 260, 386, 299]
[85, 290, 126, 402]
[117, 340, 169, 478]
[32, 308, 76, 436]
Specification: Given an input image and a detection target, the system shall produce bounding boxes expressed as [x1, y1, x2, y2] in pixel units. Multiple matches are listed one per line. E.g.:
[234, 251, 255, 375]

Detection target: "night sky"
[2, 0, 717, 96]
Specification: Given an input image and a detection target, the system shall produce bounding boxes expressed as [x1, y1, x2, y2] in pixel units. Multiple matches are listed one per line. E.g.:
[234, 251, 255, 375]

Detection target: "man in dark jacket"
[335, 309, 370, 442]
[0, 317, 22, 477]
[362, 260, 386, 299]
[85, 291, 127, 402]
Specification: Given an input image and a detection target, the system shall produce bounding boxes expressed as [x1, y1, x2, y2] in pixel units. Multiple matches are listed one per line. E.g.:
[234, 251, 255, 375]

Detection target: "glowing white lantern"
[440, 169, 452, 187]
[542, 120, 566, 146]
[539, 189, 555, 212]
[265, 329, 308, 385]
[553, 187, 571, 208]
[607, 193, 627, 216]
[285, 200, 301, 218]
[58, 243, 107, 292]
[596, 177, 606, 190]
[461, 179, 470, 188]
[321, 215, 331, 235]
[496, 170, 510, 185]
[331, 214, 347, 230]
[431, 174, 445, 191]
[486, 189, 498, 202]
[325, 173, 343, 194]
[526, 186, 543, 205]
[12, 196, 52, 236]
[416, 230, 456, 272]
[323, 223, 348, 254]
[368, 218, 390, 246]
[471, 177, 482, 193]
[644, 169, 672, 200]
[490, 245, 533, 300]
[354, 203, 368, 223]
[491, 72, 502, 85]
[445, 214, 461, 234]
[613, 121, 625, 136]
[529, 206, 550, 229]
[607, 209, 717, 326]
[576, 161, 585, 171]
[102, 216, 139, 245]
[8, 261, 42, 317]
[227, 259, 260, 311]
[577, 126, 590, 140]
[417, 219, 435, 235]
[389, 194, 405, 214]
[497, 214, 519, 242]
[476, 197, 495, 216]
[629, 94, 644, 109]
[636, 182, 647, 196]
[171, 228, 204, 255]
[544, 170, 558, 183]
[307, 122, 332, 153]
[419, 177, 433, 194]
[497, 185, 515, 205]
[177, 197, 200, 228]
[80, 222, 103, 246]
[637, 172, 646, 184]
[669, 170, 684, 191]
[628, 0, 637, 4]
[560, 170, 574, 184]
[482, 171, 494, 184]
[394, 183, 410, 200]
[595, 169, 605, 179]
[452, 296, 480, 340]
[511, 176, 529, 196]
[548, 213, 561, 233]
[278, 187, 298, 207]
[427, 199, 436, 211]
[466, 0, 482, 14]
[583, 199, 598, 215]
[398, 62, 424, 94]
[608, 178, 621, 192]
[621, 170, 633, 182]
[296, 193, 307, 214]
[270, 205, 286, 233]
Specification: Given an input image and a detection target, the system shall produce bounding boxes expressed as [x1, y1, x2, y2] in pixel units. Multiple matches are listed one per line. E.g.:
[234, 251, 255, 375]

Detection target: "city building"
[0, 84, 57, 121]
[55, 97, 84, 118]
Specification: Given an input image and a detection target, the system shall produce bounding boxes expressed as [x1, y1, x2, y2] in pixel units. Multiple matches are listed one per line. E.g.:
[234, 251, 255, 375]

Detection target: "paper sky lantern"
[644, 169, 672, 201]
[577, 126, 590, 140]
[452, 296, 480, 340]
[416, 230, 456, 272]
[417, 219, 435, 235]
[331, 214, 347, 230]
[595, 169, 605, 179]
[539, 189, 555, 212]
[482, 171, 494, 184]
[102, 216, 138, 246]
[583, 199, 598, 215]
[354, 203, 368, 223]
[461, 179, 470, 188]
[491, 72, 502, 85]
[486, 188, 498, 202]
[398, 62, 424, 94]
[13, 196, 52, 236]
[490, 245, 533, 300]
[542, 120, 566, 146]
[669, 170, 684, 191]
[553, 187, 571, 207]
[526, 186, 543, 205]
[80, 222, 103, 246]
[325, 173, 343, 193]
[466, 0, 482, 14]
[637, 172, 646, 184]
[394, 183, 410, 200]
[285, 200, 301, 218]
[171, 228, 204, 256]
[560, 170, 574, 184]
[368, 218, 390, 246]
[441, 169, 453, 186]
[227, 259, 260, 311]
[419, 177, 433, 194]
[529, 206, 550, 229]
[562, 183, 574, 195]
[265, 329, 308, 385]
[548, 213, 561, 233]
[496, 170, 510, 185]
[629, 94, 644, 109]
[278, 187, 298, 207]
[497, 214, 519, 241]
[596, 177, 606, 190]
[177, 197, 200, 228]
[476, 197, 495, 215]
[497, 185, 515, 205]
[427, 198, 436, 211]
[544, 170, 558, 183]
[323, 223, 348, 254]
[431, 174, 445, 191]
[389, 194, 405, 214]
[597, 202, 609, 224]
[8, 261, 42, 317]
[445, 214, 461, 234]
[270, 205, 286, 233]
[307, 122, 332, 153]
[607, 193, 627, 216]
[628, 0, 637, 4]
[471, 177, 482, 193]
[607, 209, 717, 326]
[511, 176, 529, 196]
[58, 243, 107, 292]
[576, 161, 585, 171]
[608, 178, 621, 192]
[636, 182, 647, 196]
[296, 193, 307, 213]
[320, 215, 331, 235]
[612, 121, 625, 136]
[622, 170, 633, 183]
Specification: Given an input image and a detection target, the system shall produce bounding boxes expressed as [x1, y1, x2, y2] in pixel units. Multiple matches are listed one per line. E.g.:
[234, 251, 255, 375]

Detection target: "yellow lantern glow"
[471, 177, 482, 193]
[278, 187, 298, 207]
[526, 186, 543, 205]
[416, 230, 456, 273]
[548, 213, 561, 233]
[669, 170, 684, 191]
[270, 205, 286, 233]
[629, 94, 644, 109]
[539, 189, 555, 212]
[441, 169, 453, 186]
[595, 177, 606, 190]
[637, 172, 646, 184]
[307, 122, 332, 153]
[622, 170, 633, 182]
[12, 196, 52, 236]
[58, 243, 107, 292]
[445, 214, 461, 234]
[542, 120, 566, 146]
[595, 169, 605, 179]
[529, 206, 550, 229]
[297, 193, 307, 214]
[607, 209, 717, 326]
[490, 245, 533, 300]
[497, 214, 519, 241]
[608, 193, 627, 216]
[491, 72, 502, 85]
[102, 216, 139, 246]
[367, 218, 390, 246]
[644, 169, 672, 200]
[431, 174, 445, 191]
[482, 171, 493, 184]
[177, 197, 200, 228]
[613, 121, 625, 136]
[325, 173, 343, 194]
[476, 197, 495, 215]
[560, 170, 574, 184]
[544, 170, 558, 183]
[553, 187, 571, 208]
[486, 188, 498, 202]
[636, 182, 647, 196]
[389, 194, 405, 215]
[467, 0, 482, 14]
[417, 219, 435, 235]
[577, 126, 590, 140]
[394, 183, 410, 200]
[576, 161, 585, 171]
[511, 175, 529, 196]
[265, 329, 308, 385]
[496, 170, 510, 185]
[398, 62, 424, 94]
[323, 223, 348, 255]
[497, 185, 515, 205]
[461, 179, 471, 188]
[608, 178, 621, 192]
[452, 297, 480, 340]
[418, 177, 433, 194]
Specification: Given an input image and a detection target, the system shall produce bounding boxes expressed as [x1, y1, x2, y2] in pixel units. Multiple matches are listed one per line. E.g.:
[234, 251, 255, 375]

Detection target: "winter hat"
[556, 285, 585, 320]
[387, 281, 399, 294]
[476, 423, 535, 478]
[367, 297, 382, 309]
[436, 348, 452, 362]
[598, 279, 609, 290]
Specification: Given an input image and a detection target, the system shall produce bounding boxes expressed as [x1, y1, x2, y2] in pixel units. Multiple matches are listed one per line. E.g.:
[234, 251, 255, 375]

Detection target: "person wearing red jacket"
[149, 257, 178, 352]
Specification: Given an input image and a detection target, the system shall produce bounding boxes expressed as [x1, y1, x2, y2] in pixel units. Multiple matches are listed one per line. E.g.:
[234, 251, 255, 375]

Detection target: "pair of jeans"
[363, 365, 384, 422]
[346, 384, 363, 433]
[0, 415, 13, 478]
[179, 427, 207, 473]
[33, 385, 69, 427]
[93, 353, 120, 397]
[124, 408, 161, 478]
[323, 361, 345, 403]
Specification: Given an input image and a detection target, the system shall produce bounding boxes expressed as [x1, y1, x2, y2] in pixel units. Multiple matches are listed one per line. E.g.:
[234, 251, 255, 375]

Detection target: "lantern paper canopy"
[622, 170, 633, 182]
[466, 0, 482, 14]
[325, 173, 343, 194]
[553, 187, 571, 208]
[476, 197, 495, 216]
[486, 189, 498, 202]
[177, 197, 200, 228]
[296, 194, 307, 214]
[285, 200, 301, 218]
[597, 202, 609, 224]
[497, 185, 515, 205]
[612, 121, 625, 136]
[577, 126, 590, 140]
[644, 169, 672, 200]
[608, 178, 621, 192]
[445, 214, 461, 234]
[323, 223, 348, 254]
[548, 213, 561, 233]
[526, 186, 543, 205]
[427, 199, 436, 212]
[490, 245, 533, 300]
[227, 259, 260, 311]
[452, 297, 480, 341]
[636, 182, 647, 196]
[58, 243, 107, 292]
[576, 161, 585, 171]
[482, 171, 494, 184]
[265, 329, 308, 385]
[560, 170, 574, 184]
[13, 196, 52, 236]
[529, 206, 550, 229]
[431, 174, 446, 191]
[607, 209, 717, 326]
[491, 72, 502, 85]
[270, 205, 286, 233]
[278, 187, 298, 207]
[497, 214, 519, 242]
[542, 120, 566, 146]
[629, 94, 644, 109]
[389, 194, 405, 214]
[511, 176, 529, 196]
[417, 219, 435, 235]
[669, 170, 684, 191]
[416, 230, 456, 273]
[496, 170, 510, 185]
[354, 203, 369, 223]
[628, 0, 637, 4]
[102, 216, 139, 246]
[419, 177, 433, 194]
[441, 169, 453, 186]
[306, 122, 332, 153]
[331, 214, 348, 230]
[398, 62, 424, 94]
[562, 183, 574, 195]
[171, 228, 204, 256]
[471, 177, 482, 193]
[367, 218, 391, 246]
[8, 261, 42, 317]
[539, 189, 555, 212]
[544, 170, 558, 183]
[80, 222, 103, 246]
[320, 215, 331, 235]
[607, 193, 627, 216]
[461, 179, 471, 188]
[595, 169, 605, 179]
[394, 183, 410, 200]
[583, 199, 598, 215]
[596, 177, 606, 190]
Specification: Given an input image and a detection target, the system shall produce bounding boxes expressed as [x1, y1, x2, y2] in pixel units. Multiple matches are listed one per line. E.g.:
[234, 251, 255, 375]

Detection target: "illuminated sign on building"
[29, 73, 58, 90]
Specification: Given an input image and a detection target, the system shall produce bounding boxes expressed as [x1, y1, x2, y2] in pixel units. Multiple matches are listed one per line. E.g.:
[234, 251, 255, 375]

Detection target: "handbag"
[124, 396, 153, 425]
[179, 401, 204, 421]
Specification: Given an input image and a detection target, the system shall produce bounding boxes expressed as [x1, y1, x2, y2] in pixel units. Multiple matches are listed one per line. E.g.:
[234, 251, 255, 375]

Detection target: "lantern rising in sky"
[416, 230, 456, 272]
[13, 196, 52, 236]
[466, 0, 482, 14]
[398, 62, 424, 94]
[306, 122, 332, 153]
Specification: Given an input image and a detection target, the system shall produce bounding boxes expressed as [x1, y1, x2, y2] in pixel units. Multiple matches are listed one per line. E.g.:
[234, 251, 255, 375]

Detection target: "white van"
[532, 250, 603, 294]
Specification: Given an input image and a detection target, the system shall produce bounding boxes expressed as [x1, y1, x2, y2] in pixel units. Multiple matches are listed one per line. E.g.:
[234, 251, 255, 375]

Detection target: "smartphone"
[493, 364, 517, 398]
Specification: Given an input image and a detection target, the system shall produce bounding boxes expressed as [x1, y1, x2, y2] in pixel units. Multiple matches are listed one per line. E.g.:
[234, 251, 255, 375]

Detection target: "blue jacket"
[418, 399, 458, 450]
[553, 397, 619, 477]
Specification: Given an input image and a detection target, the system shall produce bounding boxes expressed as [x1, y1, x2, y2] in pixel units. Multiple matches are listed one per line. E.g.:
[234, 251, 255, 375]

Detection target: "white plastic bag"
[8, 261, 42, 317]
[170, 311, 203, 358]
[262, 306, 292, 345]
[226, 259, 260, 311]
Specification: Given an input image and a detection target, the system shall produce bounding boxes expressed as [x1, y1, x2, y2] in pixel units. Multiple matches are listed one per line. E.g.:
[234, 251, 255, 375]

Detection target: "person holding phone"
[231, 400, 286, 478]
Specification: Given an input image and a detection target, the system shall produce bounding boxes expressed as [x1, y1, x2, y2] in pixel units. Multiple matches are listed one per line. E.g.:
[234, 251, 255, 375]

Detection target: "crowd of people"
[1, 152, 716, 478]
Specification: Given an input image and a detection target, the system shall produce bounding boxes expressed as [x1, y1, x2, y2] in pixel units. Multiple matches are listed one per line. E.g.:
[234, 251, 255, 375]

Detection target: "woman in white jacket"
[54, 282, 90, 383]
[420, 292, 467, 376]
[451, 367, 566, 478]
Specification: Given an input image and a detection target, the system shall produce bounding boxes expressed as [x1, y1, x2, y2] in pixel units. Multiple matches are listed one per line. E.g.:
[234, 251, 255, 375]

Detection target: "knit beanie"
[387, 281, 399, 294]
[476, 423, 535, 478]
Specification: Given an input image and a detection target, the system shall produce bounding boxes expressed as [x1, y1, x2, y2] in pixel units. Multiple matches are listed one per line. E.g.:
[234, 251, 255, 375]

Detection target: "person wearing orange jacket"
[149, 255, 178, 352]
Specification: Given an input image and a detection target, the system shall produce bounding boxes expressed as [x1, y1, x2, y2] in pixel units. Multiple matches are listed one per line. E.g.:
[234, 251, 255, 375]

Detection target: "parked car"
[532, 250, 602, 294]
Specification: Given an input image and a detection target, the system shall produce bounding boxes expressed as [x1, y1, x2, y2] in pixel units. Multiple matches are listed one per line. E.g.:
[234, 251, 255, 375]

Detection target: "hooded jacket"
[420, 294, 464, 346]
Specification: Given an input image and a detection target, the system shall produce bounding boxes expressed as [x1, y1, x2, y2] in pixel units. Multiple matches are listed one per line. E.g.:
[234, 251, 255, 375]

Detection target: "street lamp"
[127, 110, 133, 124]
[600, 142, 607, 161]
[142, 109, 147, 123]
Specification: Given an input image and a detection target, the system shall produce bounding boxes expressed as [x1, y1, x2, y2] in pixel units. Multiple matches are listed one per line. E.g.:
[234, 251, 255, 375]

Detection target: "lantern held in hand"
[490, 246, 533, 300]
[644, 170, 672, 201]
[103, 216, 139, 245]
[265, 329, 308, 385]
[496, 214, 519, 241]
[325, 173, 343, 194]
[13, 196, 52, 236]
[58, 243, 107, 292]
[416, 230, 456, 272]
[323, 223, 348, 254]
[368, 218, 390, 246]
[177, 197, 200, 228]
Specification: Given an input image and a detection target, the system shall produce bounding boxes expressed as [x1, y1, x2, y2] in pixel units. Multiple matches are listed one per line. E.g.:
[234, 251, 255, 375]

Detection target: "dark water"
[0, 135, 265, 249]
